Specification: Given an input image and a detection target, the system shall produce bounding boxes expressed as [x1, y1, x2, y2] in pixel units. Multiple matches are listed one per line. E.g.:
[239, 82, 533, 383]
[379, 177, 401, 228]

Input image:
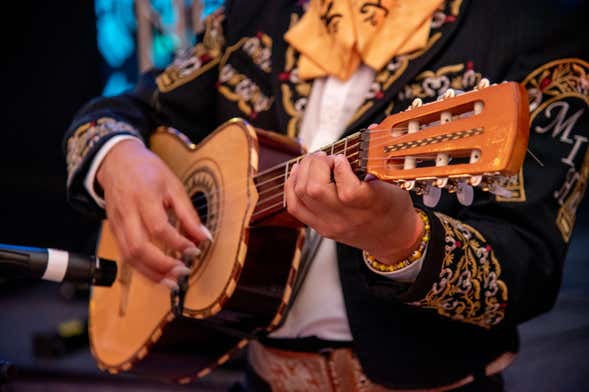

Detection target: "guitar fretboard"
[250, 132, 366, 224]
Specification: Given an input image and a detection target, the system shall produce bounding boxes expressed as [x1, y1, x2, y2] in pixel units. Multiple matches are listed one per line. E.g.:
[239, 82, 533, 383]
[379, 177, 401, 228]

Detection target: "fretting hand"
[284, 151, 423, 264]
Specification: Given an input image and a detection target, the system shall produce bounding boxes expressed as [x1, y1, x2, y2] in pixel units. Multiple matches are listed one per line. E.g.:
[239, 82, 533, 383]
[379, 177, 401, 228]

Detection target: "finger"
[285, 163, 319, 227]
[295, 152, 338, 206]
[168, 181, 213, 243]
[139, 199, 196, 253]
[121, 212, 185, 279]
[108, 212, 173, 282]
[367, 123, 379, 129]
[333, 154, 372, 207]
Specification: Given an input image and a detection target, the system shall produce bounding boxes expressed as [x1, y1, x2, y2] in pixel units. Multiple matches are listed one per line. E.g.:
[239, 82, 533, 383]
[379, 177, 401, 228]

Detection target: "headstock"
[363, 80, 530, 206]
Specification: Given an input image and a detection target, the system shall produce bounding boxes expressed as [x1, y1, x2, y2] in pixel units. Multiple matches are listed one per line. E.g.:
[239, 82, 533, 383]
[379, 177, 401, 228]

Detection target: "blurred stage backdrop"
[0, 1, 588, 391]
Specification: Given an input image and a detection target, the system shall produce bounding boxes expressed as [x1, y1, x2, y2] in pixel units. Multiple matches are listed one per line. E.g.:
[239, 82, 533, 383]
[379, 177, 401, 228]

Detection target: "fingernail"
[183, 246, 201, 259]
[171, 264, 192, 277]
[200, 224, 213, 241]
[160, 278, 179, 291]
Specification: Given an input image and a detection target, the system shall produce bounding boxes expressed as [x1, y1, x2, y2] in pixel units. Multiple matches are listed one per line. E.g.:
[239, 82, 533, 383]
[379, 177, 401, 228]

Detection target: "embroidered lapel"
[271, 2, 307, 138]
[272, 0, 470, 139]
[343, 0, 470, 135]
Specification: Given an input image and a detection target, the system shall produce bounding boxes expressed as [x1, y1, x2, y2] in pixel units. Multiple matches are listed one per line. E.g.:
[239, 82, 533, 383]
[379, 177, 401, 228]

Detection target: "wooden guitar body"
[89, 82, 530, 383]
[90, 119, 305, 382]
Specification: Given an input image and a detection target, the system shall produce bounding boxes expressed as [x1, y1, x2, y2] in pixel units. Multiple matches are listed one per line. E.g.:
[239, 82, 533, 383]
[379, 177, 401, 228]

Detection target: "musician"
[64, 0, 589, 390]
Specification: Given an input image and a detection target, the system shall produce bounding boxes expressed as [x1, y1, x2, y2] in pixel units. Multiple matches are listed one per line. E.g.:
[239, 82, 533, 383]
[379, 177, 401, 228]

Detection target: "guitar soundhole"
[192, 191, 209, 225]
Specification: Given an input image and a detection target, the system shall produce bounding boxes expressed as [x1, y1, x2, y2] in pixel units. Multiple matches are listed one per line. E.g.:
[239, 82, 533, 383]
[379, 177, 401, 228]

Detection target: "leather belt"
[248, 340, 515, 392]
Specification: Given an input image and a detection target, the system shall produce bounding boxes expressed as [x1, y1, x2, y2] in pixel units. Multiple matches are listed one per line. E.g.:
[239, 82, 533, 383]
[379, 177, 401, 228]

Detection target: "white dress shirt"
[85, 65, 423, 341]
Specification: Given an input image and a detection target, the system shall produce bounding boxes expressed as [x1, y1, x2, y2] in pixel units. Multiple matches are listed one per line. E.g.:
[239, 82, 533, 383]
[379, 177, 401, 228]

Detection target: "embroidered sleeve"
[410, 212, 508, 329]
[388, 58, 589, 330]
[66, 117, 141, 186]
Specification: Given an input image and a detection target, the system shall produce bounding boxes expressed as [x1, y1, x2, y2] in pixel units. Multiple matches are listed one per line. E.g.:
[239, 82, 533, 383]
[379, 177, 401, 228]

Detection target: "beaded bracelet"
[363, 209, 430, 273]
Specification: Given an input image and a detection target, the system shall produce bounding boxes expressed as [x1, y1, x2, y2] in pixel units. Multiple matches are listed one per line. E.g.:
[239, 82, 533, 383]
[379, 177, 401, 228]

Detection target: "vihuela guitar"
[90, 81, 529, 383]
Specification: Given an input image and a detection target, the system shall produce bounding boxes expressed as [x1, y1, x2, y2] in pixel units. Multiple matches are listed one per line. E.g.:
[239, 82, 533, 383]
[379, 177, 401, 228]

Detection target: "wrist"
[369, 208, 425, 265]
[364, 209, 429, 272]
[96, 138, 145, 188]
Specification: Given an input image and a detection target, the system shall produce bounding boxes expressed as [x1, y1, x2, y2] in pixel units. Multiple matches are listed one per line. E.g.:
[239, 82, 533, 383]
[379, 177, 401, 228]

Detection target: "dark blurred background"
[0, 1, 588, 391]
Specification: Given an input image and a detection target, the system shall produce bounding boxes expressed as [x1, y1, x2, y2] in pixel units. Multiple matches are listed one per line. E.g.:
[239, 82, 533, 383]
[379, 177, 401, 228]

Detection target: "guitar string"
[187, 118, 477, 208]
[188, 139, 478, 217]
[183, 128, 414, 207]
[188, 142, 472, 215]
[190, 156, 451, 227]
[182, 120, 473, 208]
[186, 124, 471, 210]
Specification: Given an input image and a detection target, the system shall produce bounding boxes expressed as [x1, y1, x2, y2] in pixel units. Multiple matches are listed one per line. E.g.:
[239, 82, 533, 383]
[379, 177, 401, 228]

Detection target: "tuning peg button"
[401, 180, 416, 191]
[422, 183, 442, 207]
[456, 182, 474, 206]
[488, 182, 513, 198]
[410, 98, 423, 109]
[470, 175, 483, 186]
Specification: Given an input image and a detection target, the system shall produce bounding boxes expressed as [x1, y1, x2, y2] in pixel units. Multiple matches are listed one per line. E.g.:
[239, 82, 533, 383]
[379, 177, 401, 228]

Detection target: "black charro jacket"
[64, 0, 589, 389]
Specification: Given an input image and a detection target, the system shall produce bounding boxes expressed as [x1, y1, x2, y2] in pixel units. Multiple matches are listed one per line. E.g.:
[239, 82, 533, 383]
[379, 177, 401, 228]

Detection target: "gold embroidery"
[66, 118, 141, 185]
[397, 61, 482, 102]
[556, 148, 589, 242]
[280, 45, 311, 138]
[450, 0, 463, 16]
[242, 33, 273, 73]
[411, 212, 508, 329]
[495, 167, 527, 202]
[156, 12, 225, 93]
[523, 59, 589, 240]
[217, 39, 274, 118]
[524, 58, 589, 112]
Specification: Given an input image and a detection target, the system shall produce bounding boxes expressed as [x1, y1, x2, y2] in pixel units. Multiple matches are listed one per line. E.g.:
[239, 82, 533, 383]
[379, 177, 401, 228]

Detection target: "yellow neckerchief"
[284, 0, 443, 81]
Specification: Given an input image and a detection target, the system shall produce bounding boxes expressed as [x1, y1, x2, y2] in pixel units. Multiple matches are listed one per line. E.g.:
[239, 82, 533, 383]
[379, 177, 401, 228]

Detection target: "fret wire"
[190, 130, 420, 210]
[282, 161, 289, 208]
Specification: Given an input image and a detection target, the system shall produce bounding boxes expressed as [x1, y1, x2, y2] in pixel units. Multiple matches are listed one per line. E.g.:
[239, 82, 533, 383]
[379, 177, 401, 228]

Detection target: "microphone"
[0, 243, 117, 287]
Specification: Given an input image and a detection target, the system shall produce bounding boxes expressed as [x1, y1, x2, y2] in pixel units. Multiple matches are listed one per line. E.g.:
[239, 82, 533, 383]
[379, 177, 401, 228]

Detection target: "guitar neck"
[250, 132, 366, 224]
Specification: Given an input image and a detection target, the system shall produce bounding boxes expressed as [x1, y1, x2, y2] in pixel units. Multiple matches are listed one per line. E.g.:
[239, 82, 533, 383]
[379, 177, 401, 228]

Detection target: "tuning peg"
[401, 180, 416, 191]
[443, 88, 456, 99]
[456, 182, 474, 206]
[475, 78, 490, 90]
[409, 98, 423, 110]
[422, 182, 442, 207]
[488, 182, 513, 198]
[470, 175, 483, 186]
[479, 177, 513, 198]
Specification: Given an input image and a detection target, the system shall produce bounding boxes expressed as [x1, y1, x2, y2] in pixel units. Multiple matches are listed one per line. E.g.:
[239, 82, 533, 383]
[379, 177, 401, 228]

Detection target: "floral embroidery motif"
[523, 59, 589, 241]
[242, 32, 272, 74]
[411, 212, 508, 329]
[156, 11, 225, 93]
[280, 13, 312, 137]
[66, 117, 140, 185]
[397, 61, 483, 102]
[217, 63, 274, 119]
[524, 58, 589, 112]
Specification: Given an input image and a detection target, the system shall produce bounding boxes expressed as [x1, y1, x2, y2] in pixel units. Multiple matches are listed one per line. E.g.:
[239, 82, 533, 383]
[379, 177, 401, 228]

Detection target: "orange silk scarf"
[284, 0, 443, 81]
